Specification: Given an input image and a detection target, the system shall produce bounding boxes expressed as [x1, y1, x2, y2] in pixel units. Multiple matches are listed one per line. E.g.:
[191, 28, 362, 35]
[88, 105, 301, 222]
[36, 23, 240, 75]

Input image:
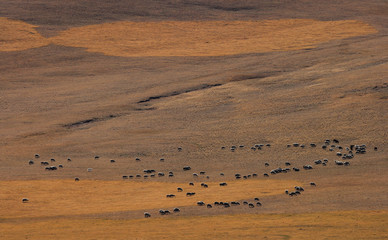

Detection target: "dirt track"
[0, 0, 387, 239]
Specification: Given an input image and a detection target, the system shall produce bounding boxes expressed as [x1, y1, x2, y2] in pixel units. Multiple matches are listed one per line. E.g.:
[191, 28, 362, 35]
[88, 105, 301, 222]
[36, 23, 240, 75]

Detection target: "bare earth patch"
[0, 179, 299, 218]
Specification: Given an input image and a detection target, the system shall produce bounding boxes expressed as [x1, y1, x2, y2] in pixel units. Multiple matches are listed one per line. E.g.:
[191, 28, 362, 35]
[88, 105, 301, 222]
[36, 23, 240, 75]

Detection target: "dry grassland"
[0, 18, 377, 56]
[0, 17, 49, 51]
[1, 210, 386, 240]
[0, 179, 299, 218]
[47, 19, 378, 57]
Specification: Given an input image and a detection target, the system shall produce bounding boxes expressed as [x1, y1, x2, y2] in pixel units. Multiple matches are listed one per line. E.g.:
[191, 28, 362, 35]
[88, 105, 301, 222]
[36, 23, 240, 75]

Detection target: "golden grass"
[1, 210, 387, 239]
[50, 19, 377, 57]
[0, 17, 49, 51]
[0, 179, 299, 218]
[0, 18, 377, 56]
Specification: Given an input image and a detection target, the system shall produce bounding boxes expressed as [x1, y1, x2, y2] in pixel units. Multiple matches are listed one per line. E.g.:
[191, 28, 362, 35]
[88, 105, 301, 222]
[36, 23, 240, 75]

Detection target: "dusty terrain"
[0, 0, 387, 239]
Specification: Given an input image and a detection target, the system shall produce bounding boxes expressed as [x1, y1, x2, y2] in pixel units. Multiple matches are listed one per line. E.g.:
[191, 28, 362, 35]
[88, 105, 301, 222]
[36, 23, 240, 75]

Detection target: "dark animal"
[219, 182, 227, 186]
[183, 166, 191, 171]
[22, 198, 29, 203]
[144, 212, 151, 218]
[310, 182, 316, 186]
[207, 204, 212, 208]
[197, 201, 205, 206]
[189, 182, 194, 186]
[248, 203, 254, 208]
[173, 208, 180, 212]
[110, 159, 115, 163]
[28, 160, 34, 165]
[122, 176, 128, 179]
[75, 177, 80, 181]
[263, 173, 269, 177]
[34, 154, 40, 158]
[166, 194, 176, 198]
[177, 187, 183, 192]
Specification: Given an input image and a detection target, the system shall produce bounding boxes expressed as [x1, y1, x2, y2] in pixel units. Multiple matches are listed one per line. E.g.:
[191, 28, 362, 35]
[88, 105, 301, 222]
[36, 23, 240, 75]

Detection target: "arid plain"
[0, 1, 387, 239]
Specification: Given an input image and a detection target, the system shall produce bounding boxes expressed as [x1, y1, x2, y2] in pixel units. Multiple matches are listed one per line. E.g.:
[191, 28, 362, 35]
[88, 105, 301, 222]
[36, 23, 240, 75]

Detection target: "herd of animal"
[24, 138, 375, 218]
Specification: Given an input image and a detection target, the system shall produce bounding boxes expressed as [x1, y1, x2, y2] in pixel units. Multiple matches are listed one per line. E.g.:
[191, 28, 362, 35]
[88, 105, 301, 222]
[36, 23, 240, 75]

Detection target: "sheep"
[158, 172, 165, 177]
[58, 164, 63, 168]
[94, 156, 99, 159]
[263, 173, 269, 177]
[160, 158, 165, 162]
[223, 203, 230, 208]
[197, 201, 205, 206]
[220, 173, 225, 176]
[310, 182, 316, 186]
[243, 201, 248, 205]
[28, 160, 34, 165]
[254, 198, 259, 201]
[207, 204, 212, 208]
[22, 198, 29, 203]
[135, 158, 141, 161]
[186, 192, 195, 196]
[183, 166, 191, 171]
[177, 187, 183, 192]
[248, 203, 254, 208]
[293, 143, 299, 147]
[50, 158, 56, 162]
[75, 177, 80, 181]
[231, 201, 240, 205]
[166, 194, 176, 198]
[292, 167, 300, 172]
[256, 202, 262, 206]
[200, 171, 206, 175]
[144, 212, 151, 218]
[173, 208, 180, 213]
[219, 182, 227, 186]
[189, 182, 194, 186]
[310, 143, 316, 147]
[34, 154, 40, 158]
[110, 159, 116, 163]
[193, 173, 198, 177]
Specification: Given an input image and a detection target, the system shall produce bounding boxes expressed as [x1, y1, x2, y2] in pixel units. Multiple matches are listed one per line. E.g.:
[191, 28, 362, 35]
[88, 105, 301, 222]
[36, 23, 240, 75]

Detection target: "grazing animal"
[256, 202, 262, 206]
[220, 173, 225, 176]
[197, 201, 205, 206]
[265, 162, 269, 167]
[136, 158, 141, 161]
[189, 182, 194, 186]
[254, 198, 259, 201]
[243, 201, 248, 205]
[219, 182, 227, 186]
[248, 203, 254, 208]
[22, 198, 29, 203]
[263, 173, 269, 177]
[193, 173, 198, 177]
[285, 162, 291, 166]
[28, 160, 34, 165]
[231, 201, 240, 205]
[173, 208, 180, 212]
[75, 177, 80, 181]
[166, 194, 176, 198]
[67, 158, 72, 162]
[207, 204, 212, 208]
[158, 172, 165, 177]
[160, 158, 164, 162]
[177, 187, 183, 192]
[144, 212, 151, 218]
[50, 158, 55, 162]
[122, 176, 128, 179]
[310, 182, 316, 186]
[183, 166, 191, 171]
[186, 192, 195, 196]
[223, 203, 230, 208]
[285, 190, 289, 194]
[110, 159, 115, 163]
[34, 154, 40, 158]
[178, 147, 182, 151]
[58, 164, 63, 168]
[94, 156, 99, 159]
[200, 171, 206, 175]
